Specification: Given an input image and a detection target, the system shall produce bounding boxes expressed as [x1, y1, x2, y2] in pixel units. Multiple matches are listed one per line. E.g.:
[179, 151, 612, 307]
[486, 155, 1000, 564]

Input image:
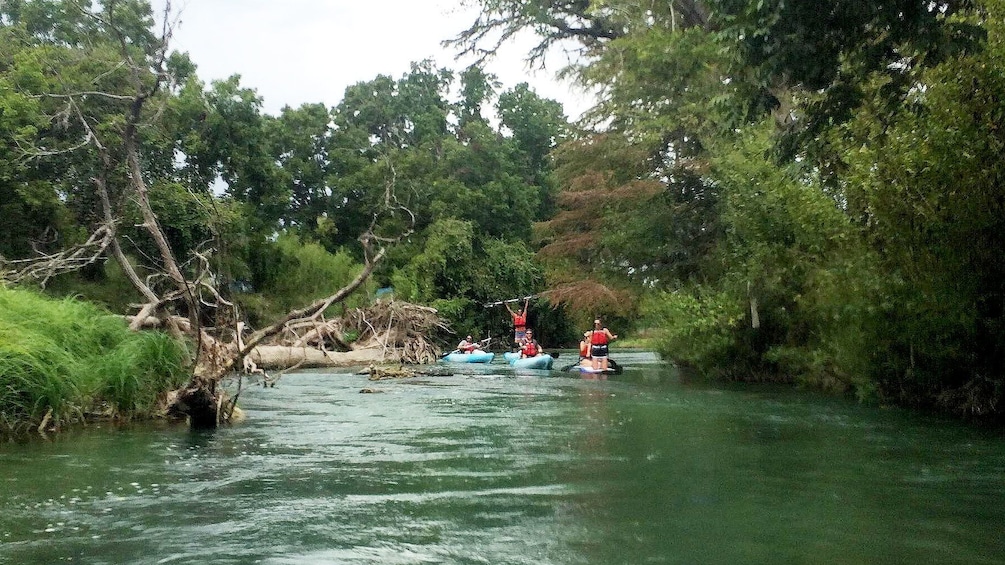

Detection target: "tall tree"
[707, 0, 985, 158]
[265, 102, 335, 235]
[0, 0, 412, 427]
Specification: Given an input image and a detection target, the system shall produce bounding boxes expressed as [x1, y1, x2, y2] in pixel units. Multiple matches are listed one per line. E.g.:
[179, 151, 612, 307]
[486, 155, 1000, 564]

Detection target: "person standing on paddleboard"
[588, 318, 618, 372]
[505, 298, 530, 347]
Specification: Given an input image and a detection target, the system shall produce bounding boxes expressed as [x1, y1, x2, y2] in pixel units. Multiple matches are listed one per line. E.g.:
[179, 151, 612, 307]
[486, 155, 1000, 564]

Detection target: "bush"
[642, 288, 745, 377]
[0, 287, 189, 432]
[247, 232, 372, 322]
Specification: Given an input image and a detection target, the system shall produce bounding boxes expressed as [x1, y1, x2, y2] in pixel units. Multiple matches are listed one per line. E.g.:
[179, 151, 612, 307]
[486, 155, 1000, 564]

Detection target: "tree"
[830, 1, 1005, 417]
[265, 102, 336, 236]
[456, 64, 500, 127]
[0, 0, 413, 427]
[447, 0, 711, 65]
[497, 82, 568, 217]
[706, 0, 986, 159]
[0, 39, 66, 259]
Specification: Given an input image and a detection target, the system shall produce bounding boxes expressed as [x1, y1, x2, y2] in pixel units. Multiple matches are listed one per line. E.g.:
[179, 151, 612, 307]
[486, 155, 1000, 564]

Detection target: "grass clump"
[0, 286, 189, 433]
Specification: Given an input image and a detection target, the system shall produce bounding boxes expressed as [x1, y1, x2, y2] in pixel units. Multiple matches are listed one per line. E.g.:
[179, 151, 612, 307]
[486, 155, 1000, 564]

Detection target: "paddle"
[608, 358, 623, 374]
[482, 294, 537, 308]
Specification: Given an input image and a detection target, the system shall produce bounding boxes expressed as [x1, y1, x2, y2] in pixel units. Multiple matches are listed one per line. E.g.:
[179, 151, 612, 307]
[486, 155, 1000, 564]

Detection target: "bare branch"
[31, 91, 135, 101]
[0, 223, 115, 287]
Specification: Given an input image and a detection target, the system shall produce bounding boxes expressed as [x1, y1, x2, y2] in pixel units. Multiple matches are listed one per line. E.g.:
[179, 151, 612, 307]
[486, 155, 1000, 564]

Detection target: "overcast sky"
[160, 0, 594, 119]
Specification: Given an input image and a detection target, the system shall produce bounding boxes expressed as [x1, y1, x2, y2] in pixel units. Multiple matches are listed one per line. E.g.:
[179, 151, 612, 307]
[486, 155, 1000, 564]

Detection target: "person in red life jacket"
[588, 318, 618, 371]
[520, 329, 542, 358]
[577, 331, 592, 370]
[505, 298, 529, 347]
[457, 335, 479, 354]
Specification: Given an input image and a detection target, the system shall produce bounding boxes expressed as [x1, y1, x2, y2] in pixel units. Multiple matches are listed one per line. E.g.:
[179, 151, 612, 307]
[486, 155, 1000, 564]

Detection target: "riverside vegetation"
[2, 0, 1005, 430]
[0, 287, 188, 434]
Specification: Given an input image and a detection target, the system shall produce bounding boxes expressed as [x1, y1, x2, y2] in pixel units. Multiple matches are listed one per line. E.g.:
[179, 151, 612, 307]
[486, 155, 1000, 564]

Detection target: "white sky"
[161, 0, 595, 120]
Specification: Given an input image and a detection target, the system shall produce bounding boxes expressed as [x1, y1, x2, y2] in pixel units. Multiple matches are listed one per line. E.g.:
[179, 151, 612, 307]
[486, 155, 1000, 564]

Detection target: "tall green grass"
[0, 286, 189, 432]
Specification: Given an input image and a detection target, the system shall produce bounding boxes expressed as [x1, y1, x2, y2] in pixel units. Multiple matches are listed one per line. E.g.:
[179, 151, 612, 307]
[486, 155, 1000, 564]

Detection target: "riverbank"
[0, 287, 189, 434]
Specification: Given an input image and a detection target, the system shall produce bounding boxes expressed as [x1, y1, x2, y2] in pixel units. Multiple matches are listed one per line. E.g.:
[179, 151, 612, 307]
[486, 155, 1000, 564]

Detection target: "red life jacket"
[512, 313, 527, 328]
[522, 340, 539, 357]
[591, 330, 609, 345]
[579, 340, 589, 357]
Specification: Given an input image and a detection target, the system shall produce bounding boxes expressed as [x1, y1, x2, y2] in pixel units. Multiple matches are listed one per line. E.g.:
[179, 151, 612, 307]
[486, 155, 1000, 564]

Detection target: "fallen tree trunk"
[248, 345, 391, 369]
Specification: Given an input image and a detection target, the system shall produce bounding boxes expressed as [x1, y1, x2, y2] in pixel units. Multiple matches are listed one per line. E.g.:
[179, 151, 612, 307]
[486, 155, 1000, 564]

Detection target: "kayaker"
[579, 332, 591, 360]
[505, 298, 529, 347]
[520, 329, 542, 358]
[457, 335, 479, 353]
[588, 318, 617, 371]
[578, 332, 592, 369]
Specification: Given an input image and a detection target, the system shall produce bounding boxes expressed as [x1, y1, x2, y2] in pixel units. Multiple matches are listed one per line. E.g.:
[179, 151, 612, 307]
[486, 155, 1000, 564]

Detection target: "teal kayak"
[442, 351, 495, 363]
[503, 351, 554, 370]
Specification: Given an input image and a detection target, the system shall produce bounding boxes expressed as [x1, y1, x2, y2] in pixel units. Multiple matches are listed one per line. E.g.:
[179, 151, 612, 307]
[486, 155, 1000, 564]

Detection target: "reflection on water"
[2, 351, 1004, 564]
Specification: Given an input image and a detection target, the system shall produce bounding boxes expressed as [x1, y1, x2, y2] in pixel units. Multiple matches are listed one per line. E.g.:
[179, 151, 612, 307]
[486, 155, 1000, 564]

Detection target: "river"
[1, 351, 1004, 564]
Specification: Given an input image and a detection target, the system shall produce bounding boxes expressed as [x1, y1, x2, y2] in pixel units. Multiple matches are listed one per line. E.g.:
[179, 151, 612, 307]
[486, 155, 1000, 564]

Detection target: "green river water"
[2, 351, 1004, 564]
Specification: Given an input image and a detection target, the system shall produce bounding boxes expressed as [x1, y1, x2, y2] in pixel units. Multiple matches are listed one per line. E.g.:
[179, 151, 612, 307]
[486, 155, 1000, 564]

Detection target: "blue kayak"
[442, 351, 495, 363]
[503, 351, 554, 370]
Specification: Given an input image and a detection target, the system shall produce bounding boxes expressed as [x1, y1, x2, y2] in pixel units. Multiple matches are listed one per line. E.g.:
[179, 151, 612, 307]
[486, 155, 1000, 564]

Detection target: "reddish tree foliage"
[533, 134, 660, 322]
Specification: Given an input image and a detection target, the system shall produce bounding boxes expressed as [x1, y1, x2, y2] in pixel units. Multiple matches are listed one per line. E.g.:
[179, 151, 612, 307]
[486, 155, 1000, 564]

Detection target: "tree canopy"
[4, 0, 1005, 427]
[451, 0, 1005, 423]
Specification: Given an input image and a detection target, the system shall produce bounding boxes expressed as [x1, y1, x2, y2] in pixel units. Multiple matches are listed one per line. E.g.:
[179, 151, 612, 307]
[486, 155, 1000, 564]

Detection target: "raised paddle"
[482, 294, 537, 308]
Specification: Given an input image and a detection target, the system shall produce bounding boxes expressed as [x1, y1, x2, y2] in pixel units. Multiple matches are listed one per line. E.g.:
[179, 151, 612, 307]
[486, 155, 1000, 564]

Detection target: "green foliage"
[0, 0, 571, 386]
[497, 83, 568, 215]
[249, 232, 370, 320]
[583, 26, 735, 144]
[42, 254, 147, 312]
[709, 123, 874, 384]
[457, 65, 500, 125]
[0, 286, 189, 432]
[124, 181, 216, 259]
[388, 218, 542, 339]
[708, 0, 986, 159]
[0, 36, 62, 257]
[265, 103, 335, 238]
[827, 3, 1005, 415]
[406, 218, 476, 302]
[433, 121, 542, 240]
[445, 0, 627, 66]
[643, 288, 744, 377]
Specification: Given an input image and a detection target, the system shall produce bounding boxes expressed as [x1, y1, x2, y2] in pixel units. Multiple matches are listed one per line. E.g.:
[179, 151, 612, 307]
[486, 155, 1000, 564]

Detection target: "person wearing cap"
[519, 329, 543, 358]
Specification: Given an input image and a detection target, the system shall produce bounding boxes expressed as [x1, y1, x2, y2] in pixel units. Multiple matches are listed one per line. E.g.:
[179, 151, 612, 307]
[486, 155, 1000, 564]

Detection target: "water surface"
[2, 351, 1004, 564]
